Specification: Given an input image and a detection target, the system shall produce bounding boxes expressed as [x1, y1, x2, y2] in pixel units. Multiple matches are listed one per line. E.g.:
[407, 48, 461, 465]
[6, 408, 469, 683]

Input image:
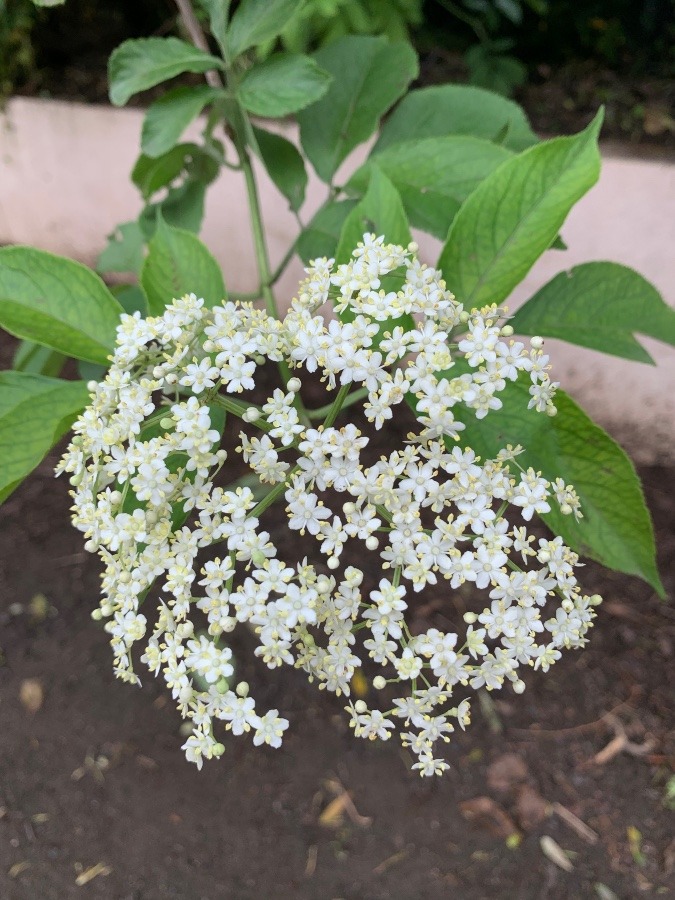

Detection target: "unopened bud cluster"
[58, 235, 597, 774]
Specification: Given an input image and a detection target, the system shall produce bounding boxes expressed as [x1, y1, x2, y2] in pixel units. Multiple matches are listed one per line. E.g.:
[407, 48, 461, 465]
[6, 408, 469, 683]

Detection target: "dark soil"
[0, 388, 674, 898]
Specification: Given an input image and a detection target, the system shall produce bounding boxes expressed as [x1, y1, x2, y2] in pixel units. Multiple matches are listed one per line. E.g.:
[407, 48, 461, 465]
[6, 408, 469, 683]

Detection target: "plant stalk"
[174, 0, 223, 87]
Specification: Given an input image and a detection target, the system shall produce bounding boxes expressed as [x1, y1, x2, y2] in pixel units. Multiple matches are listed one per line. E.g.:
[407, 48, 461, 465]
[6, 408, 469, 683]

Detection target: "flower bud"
[530, 336, 544, 349]
[500, 325, 514, 337]
[287, 377, 302, 393]
[354, 700, 367, 714]
[236, 681, 249, 697]
[251, 550, 268, 568]
[373, 675, 386, 690]
[512, 680, 526, 695]
[243, 407, 260, 423]
[327, 556, 340, 569]
[365, 535, 379, 550]
[463, 612, 478, 624]
[179, 685, 194, 705]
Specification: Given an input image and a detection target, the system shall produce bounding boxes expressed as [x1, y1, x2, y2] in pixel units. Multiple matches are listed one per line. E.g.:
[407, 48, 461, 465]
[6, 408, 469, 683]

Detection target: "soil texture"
[0, 398, 673, 898]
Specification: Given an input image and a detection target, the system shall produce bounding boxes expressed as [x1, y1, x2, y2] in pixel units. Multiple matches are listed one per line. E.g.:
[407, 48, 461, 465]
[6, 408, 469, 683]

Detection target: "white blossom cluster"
[58, 235, 600, 774]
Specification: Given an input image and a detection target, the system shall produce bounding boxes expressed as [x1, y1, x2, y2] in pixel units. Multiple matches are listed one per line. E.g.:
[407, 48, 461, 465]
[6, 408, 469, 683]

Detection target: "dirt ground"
[2, 10, 674, 895]
[0, 396, 673, 899]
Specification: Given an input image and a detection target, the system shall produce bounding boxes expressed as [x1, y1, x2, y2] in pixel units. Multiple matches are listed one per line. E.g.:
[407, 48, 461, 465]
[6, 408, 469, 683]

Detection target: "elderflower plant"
[58, 235, 601, 774]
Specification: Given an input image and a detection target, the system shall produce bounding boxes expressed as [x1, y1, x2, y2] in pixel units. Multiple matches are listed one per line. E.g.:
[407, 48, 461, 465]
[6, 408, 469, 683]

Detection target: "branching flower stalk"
[58, 235, 601, 775]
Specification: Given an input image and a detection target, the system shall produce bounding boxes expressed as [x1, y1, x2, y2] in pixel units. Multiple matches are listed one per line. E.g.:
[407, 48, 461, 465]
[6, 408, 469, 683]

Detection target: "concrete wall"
[1, 97, 674, 462]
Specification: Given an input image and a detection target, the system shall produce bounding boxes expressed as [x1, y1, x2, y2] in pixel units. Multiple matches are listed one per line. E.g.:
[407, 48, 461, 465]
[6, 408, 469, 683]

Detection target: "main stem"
[173, 0, 310, 425]
[233, 133, 311, 426]
[174, 0, 223, 87]
[236, 141, 277, 321]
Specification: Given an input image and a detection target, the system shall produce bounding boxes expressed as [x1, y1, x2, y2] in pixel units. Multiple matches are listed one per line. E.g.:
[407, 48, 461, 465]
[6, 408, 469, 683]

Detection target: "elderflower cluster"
[58, 234, 600, 775]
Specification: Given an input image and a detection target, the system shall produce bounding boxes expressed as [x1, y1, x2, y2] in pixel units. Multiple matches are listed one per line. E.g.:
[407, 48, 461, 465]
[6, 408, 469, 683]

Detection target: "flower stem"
[174, 0, 223, 87]
[309, 386, 369, 421]
[321, 383, 351, 429]
[233, 136, 311, 426]
[174, 0, 309, 426]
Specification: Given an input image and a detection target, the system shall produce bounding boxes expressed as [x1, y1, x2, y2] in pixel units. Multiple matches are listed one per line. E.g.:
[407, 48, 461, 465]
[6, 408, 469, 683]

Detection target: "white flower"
[285, 485, 331, 535]
[179, 357, 220, 393]
[60, 241, 598, 776]
[412, 754, 450, 777]
[394, 648, 423, 680]
[219, 694, 257, 735]
[251, 710, 289, 748]
[185, 636, 234, 683]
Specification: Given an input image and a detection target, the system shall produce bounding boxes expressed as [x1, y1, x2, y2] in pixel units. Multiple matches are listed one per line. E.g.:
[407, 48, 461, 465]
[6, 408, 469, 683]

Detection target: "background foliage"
[1, 0, 673, 104]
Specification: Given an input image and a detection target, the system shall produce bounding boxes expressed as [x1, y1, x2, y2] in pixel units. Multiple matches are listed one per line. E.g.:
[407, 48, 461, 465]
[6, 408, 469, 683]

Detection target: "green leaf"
[200, 0, 232, 58]
[336, 167, 412, 265]
[0, 247, 123, 365]
[348, 137, 512, 240]
[112, 285, 147, 317]
[97, 221, 145, 275]
[296, 199, 358, 263]
[226, 0, 300, 60]
[140, 178, 209, 238]
[132, 143, 200, 199]
[141, 85, 224, 158]
[238, 53, 332, 118]
[372, 85, 538, 155]
[141, 217, 226, 316]
[77, 361, 107, 382]
[447, 376, 663, 595]
[253, 126, 307, 212]
[438, 112, 603, 309]
[13, 341, 66, 377]
[465, 45, 527, 97]
[510, 262, 675, 364]
[138, 146, 221, 234]
[0, 372, 89, 502]
[298, 36, 419, 182]
[108, 37, 224, 107]
[494, 0, 522, 24]
[162, 179, 208, 232]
